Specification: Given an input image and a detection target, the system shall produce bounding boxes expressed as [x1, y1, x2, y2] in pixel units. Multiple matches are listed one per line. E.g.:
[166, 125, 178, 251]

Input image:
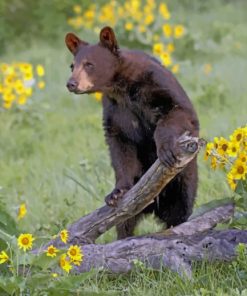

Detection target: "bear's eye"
[84, 62, 94, 70]
[70, 64, 74, 72]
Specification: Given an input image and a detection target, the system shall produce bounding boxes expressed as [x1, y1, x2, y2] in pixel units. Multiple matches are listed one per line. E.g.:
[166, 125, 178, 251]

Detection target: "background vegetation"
[0, 0, 247, 294]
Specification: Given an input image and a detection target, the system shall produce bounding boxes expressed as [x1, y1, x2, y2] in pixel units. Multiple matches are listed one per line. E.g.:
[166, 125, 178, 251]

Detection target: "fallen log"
[74, 203, 240, 278]
[39, 133, 204, 249]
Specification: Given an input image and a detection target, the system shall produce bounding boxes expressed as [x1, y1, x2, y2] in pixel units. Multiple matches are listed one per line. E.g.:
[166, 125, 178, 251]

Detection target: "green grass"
[1, 0, 247, 294]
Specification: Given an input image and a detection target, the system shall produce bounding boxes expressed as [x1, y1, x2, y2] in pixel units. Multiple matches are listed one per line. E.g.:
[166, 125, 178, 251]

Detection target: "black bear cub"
[65, 26, 199, 239]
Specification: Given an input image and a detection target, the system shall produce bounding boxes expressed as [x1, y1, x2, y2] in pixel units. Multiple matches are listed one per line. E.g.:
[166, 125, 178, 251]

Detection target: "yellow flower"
[174, 25, 185, 38]
[46, 245, 59, 258]
[18, 95, 27, 105]
[3, 101, 12, 109]
[217, 137, 229, 156]
[230, 127, 244, 143]
[25, 87, 32, 97]
[60, 229, 69, 244]
[160, 52, 172, 67]
[162, 24, 172, 38]
[153, 43, 164, 55]
[59, 254, 72, 273]
[171, 64, 180, 74]
[144, 14, 154, 25]
[204, 142, 214, 161]
[73, 5, 82, 14]
[227, 141, 240, 157]
[159, 3, 171, 20]
[17, 233, 35, 251]
[227, 172, 237, 191]
[67, 245, 83, 263]
[167, 43, 175, 53]
[17, 203, 27, 220]
[125, 22, 133, 31]
[238, 152, 247, 164]
[138, 25, 146, 33]
[0, 251, 9, 264]
[203, 64, 212, 75]
[84, 9, 95, 21]
[211, 156, 218, 170]
[36, 65, 45, 77]
[231, 160, 247, 180]
[38, 81, 45, 89]
[52, 273, 58, 278]
[94, 92, 102, 101]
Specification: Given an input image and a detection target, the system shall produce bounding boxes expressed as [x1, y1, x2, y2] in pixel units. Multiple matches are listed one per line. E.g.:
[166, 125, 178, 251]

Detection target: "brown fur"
[65, 27, 199, 239]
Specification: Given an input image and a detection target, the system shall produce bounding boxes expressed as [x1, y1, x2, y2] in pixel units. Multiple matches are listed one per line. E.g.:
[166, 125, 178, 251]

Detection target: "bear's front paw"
[105, 188, 128, 207]
[157, 144, 178, 168]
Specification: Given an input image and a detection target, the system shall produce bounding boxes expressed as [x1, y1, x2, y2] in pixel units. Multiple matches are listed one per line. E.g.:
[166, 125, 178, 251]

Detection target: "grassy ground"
[1, 0, 247, 295]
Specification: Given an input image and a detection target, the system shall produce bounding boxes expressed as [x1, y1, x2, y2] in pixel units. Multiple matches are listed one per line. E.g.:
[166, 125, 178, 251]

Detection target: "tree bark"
[74, 203, 242, 278]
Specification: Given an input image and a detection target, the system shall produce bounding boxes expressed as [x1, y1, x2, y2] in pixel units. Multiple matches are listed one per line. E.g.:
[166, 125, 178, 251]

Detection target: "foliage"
[0, 209, 89, 295]
[204, 126, 247, 227]
[68, 0, 183, 73]
[0, 62, 45, 109]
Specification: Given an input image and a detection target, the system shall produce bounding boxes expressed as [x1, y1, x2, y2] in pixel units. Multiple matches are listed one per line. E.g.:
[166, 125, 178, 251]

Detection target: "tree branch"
[40, 134, 204, 249]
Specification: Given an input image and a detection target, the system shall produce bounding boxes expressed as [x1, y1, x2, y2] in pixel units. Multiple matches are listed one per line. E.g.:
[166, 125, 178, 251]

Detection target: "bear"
[65, 26, 199, 239]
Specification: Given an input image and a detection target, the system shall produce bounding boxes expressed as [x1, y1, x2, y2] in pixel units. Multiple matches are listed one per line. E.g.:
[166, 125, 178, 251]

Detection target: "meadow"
[0, 0, 247, 295]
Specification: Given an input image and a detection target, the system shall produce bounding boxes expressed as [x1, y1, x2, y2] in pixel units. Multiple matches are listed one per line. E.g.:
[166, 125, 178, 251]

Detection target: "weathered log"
[74, 203, 239, 278]
[39, 133, 204, 249]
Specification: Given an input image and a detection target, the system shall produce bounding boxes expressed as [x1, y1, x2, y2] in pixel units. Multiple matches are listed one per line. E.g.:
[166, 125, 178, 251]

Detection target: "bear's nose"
[66, 79, 78, 92]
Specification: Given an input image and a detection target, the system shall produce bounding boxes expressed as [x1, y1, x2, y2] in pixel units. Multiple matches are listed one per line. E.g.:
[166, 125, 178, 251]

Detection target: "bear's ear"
[99, 26, 119, 54]
[65, 33, 88, 54]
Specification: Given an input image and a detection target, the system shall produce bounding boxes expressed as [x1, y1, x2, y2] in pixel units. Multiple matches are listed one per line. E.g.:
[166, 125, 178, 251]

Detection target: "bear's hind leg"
[155, 160, 198, 228]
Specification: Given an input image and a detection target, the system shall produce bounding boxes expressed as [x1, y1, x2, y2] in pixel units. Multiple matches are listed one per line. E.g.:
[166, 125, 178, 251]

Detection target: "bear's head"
[65, 26, 119, 94]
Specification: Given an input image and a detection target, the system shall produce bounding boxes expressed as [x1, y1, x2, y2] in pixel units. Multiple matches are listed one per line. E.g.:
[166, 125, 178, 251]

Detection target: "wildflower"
[60, 229, 69, 244]
[153, 43, 164, 55]
[46, 245, 59, 258]
[138, 25, 146, 33]
[59, 254, 72, 273]
[17, 203, 27, 220]
[238, 152, 247, 164]
[167, 43, 175, 53]
[125, 22, 133, 31]
[73, 5, 82, 14]
[17, 233, 35, 251]
[174, 25, 185, 38]
[216, 137, 229, 156]
[230, 127, 244, 143]
[144, 14, 154, 25]
[159, 3, 170, 20]
[203, 64, 212, 75]
[227, 172, 237, 191]
[171, 64, 180, 74]
[38, 81, 45, 89]
[67, 245, 83, 262]
[231, 160, 247, 180]
[0, 251, 9, 264]
[227, 141, 240, 157]
[36, 65, 45, 77]
[162, 24, 172, 38]
[211, 156, 218, 170]
[204, 142, 214, 160]
[18, 95, 27, 105]
[52, 273, 58, 278]
[94, 92, 102, 101]
[160, 52, 172, 67]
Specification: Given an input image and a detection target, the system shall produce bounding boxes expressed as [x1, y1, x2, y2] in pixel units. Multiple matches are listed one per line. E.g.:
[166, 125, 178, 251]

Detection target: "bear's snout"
[66, 78, 78, 92]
